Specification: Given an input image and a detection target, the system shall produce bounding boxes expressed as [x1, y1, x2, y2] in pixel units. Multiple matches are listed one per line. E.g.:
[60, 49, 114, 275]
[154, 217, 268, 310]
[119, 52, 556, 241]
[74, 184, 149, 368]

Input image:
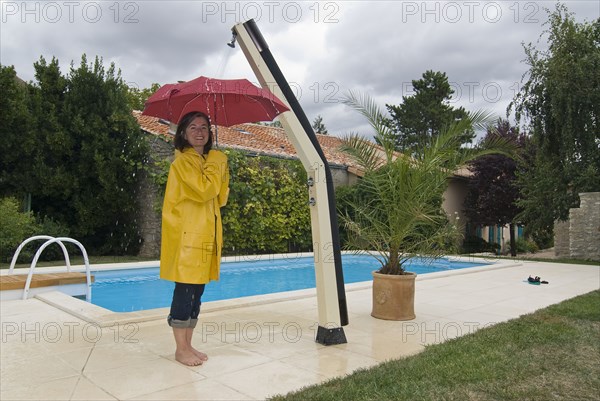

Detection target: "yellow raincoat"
[160, 147, 230, 284]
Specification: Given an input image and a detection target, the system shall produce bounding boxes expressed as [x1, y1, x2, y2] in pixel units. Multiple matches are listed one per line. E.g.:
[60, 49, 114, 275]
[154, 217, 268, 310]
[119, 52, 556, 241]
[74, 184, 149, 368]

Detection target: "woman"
[160, 111, 229, 366]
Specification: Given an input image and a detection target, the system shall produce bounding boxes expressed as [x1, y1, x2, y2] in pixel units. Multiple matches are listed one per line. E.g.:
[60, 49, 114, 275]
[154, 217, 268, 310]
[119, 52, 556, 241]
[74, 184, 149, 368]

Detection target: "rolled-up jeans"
[167, 282, 206, 329]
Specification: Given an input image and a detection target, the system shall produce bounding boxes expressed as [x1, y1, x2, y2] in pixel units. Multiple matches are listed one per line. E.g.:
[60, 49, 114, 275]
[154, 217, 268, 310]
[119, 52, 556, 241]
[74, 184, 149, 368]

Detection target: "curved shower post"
[232, 19, 348, 345]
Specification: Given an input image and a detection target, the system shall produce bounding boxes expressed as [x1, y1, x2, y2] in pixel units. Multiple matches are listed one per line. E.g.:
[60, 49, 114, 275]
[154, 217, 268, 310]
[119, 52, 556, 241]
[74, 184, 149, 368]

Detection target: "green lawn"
[272, 290, 600, 401]
[471, 255, 600, 266]
[0, 255, 157, 269]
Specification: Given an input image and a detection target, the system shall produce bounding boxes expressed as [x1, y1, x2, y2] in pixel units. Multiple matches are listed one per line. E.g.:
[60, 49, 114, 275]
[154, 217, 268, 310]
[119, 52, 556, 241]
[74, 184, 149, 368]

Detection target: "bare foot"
[175, 349, 203, 366]
[191, 347, 208, 361]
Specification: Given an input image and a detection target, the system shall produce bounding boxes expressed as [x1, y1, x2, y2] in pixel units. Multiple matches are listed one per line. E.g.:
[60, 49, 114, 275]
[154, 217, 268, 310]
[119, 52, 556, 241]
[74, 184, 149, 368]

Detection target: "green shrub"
[148, 158, 171, 213]
[460, 234, 498, 254]
[525, 226, 554, 250]
[0, 197, 78, 265]
[149, 150, 313, 256]
[28, 216, 73, 262]
[222, 150, 312, 255]
[0, 197, 39, 263]
[515, 237, 539, 253]
[335, 184, 359, 250]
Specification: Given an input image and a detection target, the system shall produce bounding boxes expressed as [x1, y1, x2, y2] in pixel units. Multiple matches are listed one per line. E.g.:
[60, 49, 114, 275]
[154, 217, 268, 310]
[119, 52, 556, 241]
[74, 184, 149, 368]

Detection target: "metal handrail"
[9, 236, 92, 302]
[9, 235, 72, 274]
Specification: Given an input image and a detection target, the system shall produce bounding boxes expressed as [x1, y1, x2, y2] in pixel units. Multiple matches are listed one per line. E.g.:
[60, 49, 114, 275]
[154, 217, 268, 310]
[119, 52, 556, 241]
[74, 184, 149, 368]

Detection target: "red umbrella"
[142, 76, 289, 127]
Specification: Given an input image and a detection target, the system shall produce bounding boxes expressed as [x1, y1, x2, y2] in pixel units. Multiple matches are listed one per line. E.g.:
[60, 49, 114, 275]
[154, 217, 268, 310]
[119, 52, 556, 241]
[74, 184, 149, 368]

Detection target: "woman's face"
[184, 116, 210, 149]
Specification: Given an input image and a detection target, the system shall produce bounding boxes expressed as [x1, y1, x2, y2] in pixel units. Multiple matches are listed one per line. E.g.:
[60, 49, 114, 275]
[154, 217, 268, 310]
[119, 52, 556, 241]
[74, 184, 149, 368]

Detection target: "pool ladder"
[8, 236, 92, 301]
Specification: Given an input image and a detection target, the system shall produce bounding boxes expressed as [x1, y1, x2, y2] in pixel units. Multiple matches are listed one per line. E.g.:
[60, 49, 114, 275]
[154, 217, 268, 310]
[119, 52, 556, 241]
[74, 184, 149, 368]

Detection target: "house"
[134, 111, 362, 185]
[133, 111, 482, 256]
[446, 165, 524, 254]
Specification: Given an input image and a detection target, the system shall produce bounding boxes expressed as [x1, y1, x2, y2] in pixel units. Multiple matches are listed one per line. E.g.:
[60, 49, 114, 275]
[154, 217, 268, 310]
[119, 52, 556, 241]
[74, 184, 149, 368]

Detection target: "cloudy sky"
[1, 0, 598, 139]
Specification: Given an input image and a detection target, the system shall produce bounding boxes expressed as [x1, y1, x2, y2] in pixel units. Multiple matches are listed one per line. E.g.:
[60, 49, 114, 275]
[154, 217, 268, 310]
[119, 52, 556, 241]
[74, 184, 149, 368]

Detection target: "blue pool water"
[90, 254, 486, 312]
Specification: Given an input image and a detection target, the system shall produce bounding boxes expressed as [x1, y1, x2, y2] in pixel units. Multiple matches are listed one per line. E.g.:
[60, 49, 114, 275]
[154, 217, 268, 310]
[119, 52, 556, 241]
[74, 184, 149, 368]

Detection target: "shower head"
[226, 32, 237, 48]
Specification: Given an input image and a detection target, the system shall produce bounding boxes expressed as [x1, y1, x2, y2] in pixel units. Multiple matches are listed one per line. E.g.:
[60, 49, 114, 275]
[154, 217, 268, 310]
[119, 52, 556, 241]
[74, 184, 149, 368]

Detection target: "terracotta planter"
[371, 271, 416, 320]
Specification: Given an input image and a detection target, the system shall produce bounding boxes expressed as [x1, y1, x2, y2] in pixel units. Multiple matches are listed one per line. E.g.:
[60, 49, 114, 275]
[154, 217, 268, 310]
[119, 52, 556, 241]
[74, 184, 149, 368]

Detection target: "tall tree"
[509, 4, 600, 246]
[463, 119, 527, 256]
[312, 114, 328, 135]
[0, 65, 35, 202]
[386, 70, 470, 153]
[61, 55, 148, 254]
[126, 82, 161, 111]
[28, 57, 73, 213]
[2, 56, 151, 255]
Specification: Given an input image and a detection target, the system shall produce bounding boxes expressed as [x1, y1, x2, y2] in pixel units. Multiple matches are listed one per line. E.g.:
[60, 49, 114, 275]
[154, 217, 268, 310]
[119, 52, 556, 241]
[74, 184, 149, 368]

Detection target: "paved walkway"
[1, 259, 598, 400]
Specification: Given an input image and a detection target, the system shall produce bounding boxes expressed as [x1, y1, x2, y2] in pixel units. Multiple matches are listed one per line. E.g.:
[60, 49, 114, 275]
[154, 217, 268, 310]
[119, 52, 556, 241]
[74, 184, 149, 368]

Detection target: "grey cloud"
[1, 0, 597, 137]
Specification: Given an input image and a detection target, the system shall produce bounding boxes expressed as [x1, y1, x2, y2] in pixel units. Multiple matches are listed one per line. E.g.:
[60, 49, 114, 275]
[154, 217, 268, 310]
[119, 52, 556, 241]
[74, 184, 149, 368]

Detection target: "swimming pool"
[90, 254, 486, 312]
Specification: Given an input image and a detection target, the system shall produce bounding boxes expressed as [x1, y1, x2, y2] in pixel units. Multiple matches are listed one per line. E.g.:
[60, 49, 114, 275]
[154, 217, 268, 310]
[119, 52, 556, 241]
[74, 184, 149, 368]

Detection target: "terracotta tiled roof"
[132, 111, 469, 179]
[133, 111, 173, 141]
[133, 111, 363, 173]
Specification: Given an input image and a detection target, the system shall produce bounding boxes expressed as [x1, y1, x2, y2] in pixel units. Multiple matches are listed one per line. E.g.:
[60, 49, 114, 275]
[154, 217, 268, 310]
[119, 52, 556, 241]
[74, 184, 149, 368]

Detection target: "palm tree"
[339, 91, 515, 275]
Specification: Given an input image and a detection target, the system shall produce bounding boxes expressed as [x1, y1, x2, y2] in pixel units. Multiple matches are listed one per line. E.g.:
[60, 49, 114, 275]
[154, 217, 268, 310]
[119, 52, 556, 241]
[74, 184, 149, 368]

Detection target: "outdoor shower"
[231, 19, 348, 345]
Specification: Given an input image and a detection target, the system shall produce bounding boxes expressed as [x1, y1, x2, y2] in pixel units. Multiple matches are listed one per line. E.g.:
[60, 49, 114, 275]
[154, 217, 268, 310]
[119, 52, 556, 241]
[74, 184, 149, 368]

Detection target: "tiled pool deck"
[1, 258, 598, 400]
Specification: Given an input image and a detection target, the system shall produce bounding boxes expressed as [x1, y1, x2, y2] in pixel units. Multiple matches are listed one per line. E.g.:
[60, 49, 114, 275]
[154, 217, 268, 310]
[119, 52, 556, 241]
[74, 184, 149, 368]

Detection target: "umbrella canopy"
[141, 76, 289, 126]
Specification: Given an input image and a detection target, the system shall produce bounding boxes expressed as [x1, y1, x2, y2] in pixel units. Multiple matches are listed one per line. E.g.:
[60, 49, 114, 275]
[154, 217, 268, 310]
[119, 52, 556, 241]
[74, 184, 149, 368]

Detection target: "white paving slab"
[1, 259, 598, 400]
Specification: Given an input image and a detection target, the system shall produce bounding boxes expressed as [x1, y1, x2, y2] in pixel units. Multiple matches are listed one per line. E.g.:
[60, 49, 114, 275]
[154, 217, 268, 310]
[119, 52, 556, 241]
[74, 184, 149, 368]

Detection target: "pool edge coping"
[31, 257, 522, 327]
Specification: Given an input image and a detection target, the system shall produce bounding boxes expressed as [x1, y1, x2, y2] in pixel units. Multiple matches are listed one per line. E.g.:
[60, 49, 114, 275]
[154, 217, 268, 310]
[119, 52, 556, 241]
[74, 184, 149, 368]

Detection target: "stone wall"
[569, 192, 600, 260]
[553, 220, 570, 258]
[137, 136, 174, 258]
[329, 166, 356, 188]
[554, 192, 600, 261]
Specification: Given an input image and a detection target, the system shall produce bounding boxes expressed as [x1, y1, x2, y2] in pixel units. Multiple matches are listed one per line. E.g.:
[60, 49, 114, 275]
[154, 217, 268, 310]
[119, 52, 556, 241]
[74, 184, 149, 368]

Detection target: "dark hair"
[174, 111, 213, 153]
